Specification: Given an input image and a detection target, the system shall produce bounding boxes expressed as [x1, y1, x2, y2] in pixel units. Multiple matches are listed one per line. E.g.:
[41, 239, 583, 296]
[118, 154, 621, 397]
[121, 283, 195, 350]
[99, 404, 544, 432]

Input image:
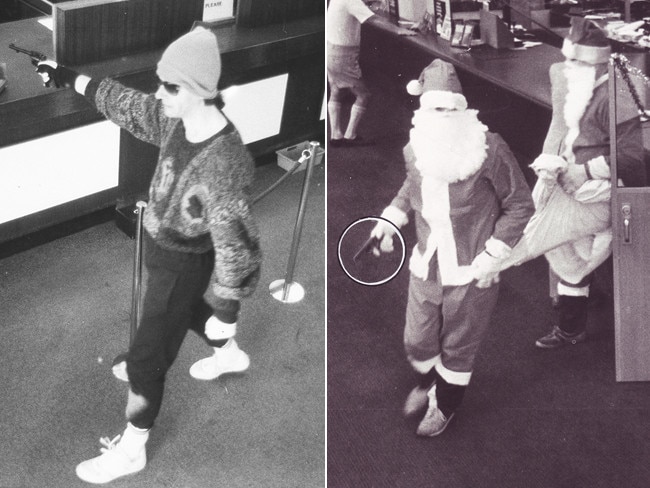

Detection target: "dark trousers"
[127, 233, 239, 429]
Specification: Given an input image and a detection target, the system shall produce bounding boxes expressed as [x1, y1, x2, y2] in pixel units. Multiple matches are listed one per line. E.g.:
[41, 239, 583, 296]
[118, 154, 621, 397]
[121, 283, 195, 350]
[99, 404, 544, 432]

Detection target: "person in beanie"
[527, 17, 645, 348]
[369, 59, 534, 436]
[35, 27, 262, 483]
[327, 0, 415, 147]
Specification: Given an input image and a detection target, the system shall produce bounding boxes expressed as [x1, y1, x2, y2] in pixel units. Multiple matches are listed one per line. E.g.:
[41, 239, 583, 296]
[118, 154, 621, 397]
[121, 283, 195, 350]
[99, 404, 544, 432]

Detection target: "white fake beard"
[562, 60, 597, 163]
[410, 109, 488, 183]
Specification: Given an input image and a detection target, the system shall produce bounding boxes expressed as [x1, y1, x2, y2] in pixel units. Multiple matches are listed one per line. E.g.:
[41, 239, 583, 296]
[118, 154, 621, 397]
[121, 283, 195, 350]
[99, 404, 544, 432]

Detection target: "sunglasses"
[158, 79, 180, 95]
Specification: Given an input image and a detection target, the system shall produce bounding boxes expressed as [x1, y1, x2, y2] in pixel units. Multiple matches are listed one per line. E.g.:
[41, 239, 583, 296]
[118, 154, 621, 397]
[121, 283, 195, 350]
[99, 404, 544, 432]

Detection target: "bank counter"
[0, 8, 325, 244]
[360, 19, 566, 165]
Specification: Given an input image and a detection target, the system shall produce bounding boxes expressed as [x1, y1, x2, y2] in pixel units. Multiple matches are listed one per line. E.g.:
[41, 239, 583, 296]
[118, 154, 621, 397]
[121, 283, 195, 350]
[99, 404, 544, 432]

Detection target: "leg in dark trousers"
[127, 233, 215, 428]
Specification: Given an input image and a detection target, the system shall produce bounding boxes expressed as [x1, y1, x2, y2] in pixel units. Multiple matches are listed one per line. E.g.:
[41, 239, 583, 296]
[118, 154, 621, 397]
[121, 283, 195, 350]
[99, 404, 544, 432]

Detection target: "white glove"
[530, 154, 567, 183]
[471, 251, 501, 288]
[369, 219, 397, 254]
[368, 206, 408, 256]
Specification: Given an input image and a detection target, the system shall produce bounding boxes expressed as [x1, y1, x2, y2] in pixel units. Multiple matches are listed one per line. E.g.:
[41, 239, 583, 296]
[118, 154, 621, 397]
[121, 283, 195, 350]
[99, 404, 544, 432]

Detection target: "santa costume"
[373, 59, 534, 436]
[500, 17, 645, 348]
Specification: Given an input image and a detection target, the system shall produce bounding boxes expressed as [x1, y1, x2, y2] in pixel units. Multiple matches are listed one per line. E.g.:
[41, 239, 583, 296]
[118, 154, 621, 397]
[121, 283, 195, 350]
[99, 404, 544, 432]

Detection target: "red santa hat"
[406, 59, 468, 111]
[561, 17, 611, 65]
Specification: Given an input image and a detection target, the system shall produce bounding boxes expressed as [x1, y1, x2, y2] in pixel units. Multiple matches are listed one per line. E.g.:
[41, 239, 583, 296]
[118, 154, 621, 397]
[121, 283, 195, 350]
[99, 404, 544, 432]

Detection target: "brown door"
[610, 57, 650, 381]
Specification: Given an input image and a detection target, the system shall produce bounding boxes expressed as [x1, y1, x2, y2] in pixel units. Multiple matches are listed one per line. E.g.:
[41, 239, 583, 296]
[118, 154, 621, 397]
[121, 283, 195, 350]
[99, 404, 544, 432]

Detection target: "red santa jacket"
[543, 62, 646, 187]
[388, 131, 534, 285]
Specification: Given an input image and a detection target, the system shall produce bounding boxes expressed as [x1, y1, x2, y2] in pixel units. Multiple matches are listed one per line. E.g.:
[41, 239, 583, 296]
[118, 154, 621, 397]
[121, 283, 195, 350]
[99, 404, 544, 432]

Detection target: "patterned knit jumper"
[87, 78, 262, 306]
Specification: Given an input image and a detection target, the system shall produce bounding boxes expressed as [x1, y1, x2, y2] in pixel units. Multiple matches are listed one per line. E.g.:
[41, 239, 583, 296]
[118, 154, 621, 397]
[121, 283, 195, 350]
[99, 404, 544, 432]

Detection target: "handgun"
[353, 236, 380, 262]
[9, 43, 48, 66]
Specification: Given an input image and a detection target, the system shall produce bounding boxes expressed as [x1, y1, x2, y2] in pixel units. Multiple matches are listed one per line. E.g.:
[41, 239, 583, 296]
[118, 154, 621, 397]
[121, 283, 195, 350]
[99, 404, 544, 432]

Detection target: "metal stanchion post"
[129, 201, 147, 342]
[112, 200, 147, 380]
[270, 141, 320, 303]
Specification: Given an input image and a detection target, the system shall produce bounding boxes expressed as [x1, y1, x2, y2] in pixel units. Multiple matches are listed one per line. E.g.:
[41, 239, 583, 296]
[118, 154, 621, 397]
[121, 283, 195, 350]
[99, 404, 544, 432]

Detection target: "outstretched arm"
[36, 59, 165, 146]
[365, 13, 418, 36]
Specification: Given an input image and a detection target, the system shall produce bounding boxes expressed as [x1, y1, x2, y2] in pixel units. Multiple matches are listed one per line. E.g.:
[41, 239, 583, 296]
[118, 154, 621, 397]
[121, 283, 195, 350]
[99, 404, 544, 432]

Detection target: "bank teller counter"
[0, 3, 325, 244]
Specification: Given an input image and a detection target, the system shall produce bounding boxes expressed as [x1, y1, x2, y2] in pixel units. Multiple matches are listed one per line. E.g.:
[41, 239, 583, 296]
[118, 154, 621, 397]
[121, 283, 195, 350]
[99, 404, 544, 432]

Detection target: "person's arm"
[486, 135, 536, 249]
[35, 60, 165, 146]
[365, 12, 418, 36]
[470, 135, 535, 287]
[202, 137, 262, 307]
[570, 94, 646, 188]
[369, 144, 414, 253]
[613, 116, 647, 187]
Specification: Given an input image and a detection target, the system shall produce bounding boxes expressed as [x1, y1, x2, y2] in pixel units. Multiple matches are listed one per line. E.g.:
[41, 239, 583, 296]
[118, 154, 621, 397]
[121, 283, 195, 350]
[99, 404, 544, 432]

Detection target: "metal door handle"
[621, 204, 632, 243]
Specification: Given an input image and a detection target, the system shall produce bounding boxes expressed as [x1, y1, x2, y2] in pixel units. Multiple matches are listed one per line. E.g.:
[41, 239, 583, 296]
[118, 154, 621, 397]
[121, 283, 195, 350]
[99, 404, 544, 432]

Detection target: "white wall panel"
[0, 121, 120, 224]
[222, 74, 288, 144]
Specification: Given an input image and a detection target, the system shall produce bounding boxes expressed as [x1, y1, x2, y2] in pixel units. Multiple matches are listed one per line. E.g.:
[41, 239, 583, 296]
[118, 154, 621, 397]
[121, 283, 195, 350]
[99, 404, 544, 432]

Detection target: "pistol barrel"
[9, 43, 47, 61]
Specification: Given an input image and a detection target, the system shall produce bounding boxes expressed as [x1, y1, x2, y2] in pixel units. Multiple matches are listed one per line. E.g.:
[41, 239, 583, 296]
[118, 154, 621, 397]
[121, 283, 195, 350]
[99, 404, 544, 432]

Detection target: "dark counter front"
[0, 15, 325, 244]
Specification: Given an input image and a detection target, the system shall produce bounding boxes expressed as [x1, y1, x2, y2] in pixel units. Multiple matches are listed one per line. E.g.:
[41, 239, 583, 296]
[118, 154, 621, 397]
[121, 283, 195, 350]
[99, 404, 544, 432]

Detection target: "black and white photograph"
[5, 0, 650, 486]
[327, 0, 650, 487]
[1, 0, 324, 486]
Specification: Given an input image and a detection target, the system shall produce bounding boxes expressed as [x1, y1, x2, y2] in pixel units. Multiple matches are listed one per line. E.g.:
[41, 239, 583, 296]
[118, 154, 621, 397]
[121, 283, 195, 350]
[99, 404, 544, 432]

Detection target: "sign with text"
[434, 0, 452, 39]
[203, 0, 235, 22]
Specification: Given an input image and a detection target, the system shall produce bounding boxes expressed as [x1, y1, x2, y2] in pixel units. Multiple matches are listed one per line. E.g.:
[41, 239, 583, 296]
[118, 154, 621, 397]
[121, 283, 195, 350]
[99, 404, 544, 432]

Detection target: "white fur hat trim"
[420, 90, 468, 111]
[561, 39, 610, 65]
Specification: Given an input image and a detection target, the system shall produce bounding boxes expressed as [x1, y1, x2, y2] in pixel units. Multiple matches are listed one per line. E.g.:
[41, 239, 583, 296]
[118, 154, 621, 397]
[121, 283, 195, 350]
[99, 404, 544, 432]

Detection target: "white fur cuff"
[585, 155, 610, 179]
[436, 363, 471, 386]
[409, 354, 442, 374]
[530, 154, 568, 173]
[557, 282, 590, 297]
[381, 206, 409, 228]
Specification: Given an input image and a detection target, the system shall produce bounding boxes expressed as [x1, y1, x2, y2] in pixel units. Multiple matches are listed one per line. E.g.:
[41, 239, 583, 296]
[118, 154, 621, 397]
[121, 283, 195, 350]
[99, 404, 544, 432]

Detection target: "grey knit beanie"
[156, 28, 221, 99]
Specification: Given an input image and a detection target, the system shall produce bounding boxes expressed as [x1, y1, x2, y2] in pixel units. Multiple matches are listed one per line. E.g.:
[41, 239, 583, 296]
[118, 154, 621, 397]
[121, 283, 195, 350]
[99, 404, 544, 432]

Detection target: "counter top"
[0, 14, 324, 147]
[364, 21, 565, 110]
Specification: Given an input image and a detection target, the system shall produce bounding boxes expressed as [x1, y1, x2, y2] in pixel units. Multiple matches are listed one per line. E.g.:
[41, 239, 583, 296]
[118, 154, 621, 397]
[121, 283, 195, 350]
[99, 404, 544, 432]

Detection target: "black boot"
[558, 295, 589, 334]
[535, 295, 588, 349]
[415, 369, 466, 437]
[434, 369, 466, 419]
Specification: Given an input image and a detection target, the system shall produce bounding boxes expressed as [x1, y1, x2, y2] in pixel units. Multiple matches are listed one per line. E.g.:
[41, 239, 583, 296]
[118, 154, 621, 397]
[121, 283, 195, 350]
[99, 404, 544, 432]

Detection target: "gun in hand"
[9, 43, 48, 66]
[353, 236, 380, 262]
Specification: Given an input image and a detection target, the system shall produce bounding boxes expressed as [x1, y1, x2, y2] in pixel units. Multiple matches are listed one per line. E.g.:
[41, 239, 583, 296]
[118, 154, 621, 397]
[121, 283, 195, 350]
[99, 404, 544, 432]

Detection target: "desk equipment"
[398, 0, 430, 22]
[480, 9, 515, 48]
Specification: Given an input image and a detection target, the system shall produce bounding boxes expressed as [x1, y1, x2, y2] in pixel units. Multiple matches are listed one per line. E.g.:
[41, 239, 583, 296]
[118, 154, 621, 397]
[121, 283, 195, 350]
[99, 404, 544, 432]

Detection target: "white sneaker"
[75, 434, 146, 484]
[189, 339, 250, 380]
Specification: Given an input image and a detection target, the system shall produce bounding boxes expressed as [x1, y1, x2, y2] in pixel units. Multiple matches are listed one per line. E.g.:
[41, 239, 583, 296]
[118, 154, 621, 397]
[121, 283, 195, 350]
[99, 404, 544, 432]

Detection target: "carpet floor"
[0, 161, 325, 488]
[326, 69, 650, 488]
